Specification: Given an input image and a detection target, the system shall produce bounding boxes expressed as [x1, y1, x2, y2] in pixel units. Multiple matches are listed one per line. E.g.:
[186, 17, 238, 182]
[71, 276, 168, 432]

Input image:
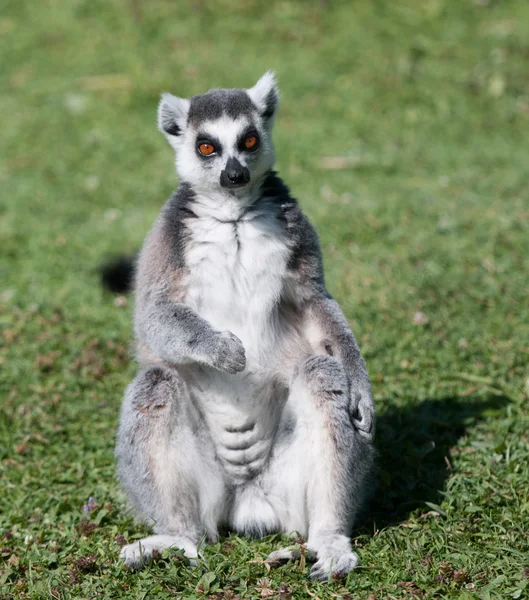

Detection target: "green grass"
[1, 0, 529, 598]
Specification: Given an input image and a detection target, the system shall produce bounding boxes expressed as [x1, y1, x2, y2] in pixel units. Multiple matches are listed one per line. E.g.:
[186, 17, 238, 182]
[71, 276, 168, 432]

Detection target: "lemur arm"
[136, 296, 246, 374]
[133, 198, 246, 374]
[282, 197, 375, 441]
[304, 296, 375, 441]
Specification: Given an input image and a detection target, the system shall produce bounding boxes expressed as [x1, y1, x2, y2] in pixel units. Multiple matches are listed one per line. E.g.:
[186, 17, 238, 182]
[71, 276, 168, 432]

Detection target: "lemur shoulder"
[114, 72, 376, 581]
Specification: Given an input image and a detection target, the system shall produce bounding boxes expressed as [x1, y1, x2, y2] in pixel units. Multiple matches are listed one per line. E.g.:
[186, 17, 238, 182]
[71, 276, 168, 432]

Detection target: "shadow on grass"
[360, 394, 509, 532]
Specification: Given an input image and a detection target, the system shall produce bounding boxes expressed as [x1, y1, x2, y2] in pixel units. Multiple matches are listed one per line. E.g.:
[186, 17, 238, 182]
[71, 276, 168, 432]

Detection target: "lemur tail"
[100, 255, 136, 294]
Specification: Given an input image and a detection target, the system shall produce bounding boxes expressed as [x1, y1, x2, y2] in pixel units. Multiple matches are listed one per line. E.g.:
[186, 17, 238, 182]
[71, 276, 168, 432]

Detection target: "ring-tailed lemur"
[115, 72, 375, 581]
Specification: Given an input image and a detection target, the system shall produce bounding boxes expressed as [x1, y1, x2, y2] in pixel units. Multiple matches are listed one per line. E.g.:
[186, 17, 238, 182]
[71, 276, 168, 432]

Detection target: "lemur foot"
[308, 535, 359, 581]
[309, 551, 358, 581]
[265, 545, 316, 565]
[119, 535, 198, 568]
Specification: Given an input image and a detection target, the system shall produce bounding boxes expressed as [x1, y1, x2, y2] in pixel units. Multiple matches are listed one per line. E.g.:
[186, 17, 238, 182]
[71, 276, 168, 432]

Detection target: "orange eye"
[244, 136, 257, 149]
[198, 143, 215, 156]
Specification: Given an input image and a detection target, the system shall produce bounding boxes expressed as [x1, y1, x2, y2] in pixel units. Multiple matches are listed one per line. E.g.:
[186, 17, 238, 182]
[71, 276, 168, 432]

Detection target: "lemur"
[114, 72, 376, 581]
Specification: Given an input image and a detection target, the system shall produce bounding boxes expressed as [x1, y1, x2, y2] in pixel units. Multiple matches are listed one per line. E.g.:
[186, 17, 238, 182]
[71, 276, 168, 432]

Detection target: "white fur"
[181, 196, 294, 489]
[247, 70, 278, 125]
[184, 197, 291, 346]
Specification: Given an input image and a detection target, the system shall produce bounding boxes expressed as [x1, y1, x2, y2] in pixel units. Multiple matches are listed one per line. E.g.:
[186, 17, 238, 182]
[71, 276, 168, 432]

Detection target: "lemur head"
[158, 72, 278, 196]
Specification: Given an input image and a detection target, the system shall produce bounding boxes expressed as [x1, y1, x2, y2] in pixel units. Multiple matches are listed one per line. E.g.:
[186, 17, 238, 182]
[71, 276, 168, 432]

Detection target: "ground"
[1, 0, 529, 598]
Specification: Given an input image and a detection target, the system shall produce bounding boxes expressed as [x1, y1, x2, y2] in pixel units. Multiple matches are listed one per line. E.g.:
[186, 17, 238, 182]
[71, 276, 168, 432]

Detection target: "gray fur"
[116, 72, 375, 581]
[188, 89, 256, 127]
[160, 182, 196, 269]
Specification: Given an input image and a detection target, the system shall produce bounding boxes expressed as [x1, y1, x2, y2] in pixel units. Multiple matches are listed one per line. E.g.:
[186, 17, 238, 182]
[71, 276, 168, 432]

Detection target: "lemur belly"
[187, 372, 286, 484]
[184, 211, 291, 482]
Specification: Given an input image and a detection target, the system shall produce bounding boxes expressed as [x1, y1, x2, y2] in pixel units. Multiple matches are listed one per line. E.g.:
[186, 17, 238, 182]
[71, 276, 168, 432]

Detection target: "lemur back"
[116, 72, 376, 581]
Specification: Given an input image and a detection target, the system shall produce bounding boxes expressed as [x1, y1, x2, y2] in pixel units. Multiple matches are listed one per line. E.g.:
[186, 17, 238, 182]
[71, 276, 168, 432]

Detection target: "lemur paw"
[211, 331, 246, 374]
[349, 388, 375, 441]
[309, 551, 358, 581]
[120, 535, 198, 569]
[265, 546, 316, 565]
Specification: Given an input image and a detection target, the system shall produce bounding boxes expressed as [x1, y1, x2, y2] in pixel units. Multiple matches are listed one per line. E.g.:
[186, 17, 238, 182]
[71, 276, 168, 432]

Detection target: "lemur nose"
[221, 157, 250, 188]
[227, 169, 244, 184]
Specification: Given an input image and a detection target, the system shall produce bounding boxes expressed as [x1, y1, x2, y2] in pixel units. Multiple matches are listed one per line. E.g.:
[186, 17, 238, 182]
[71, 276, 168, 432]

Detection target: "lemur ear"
[247, 71, 279, 122]
[157, 93, 190, 140]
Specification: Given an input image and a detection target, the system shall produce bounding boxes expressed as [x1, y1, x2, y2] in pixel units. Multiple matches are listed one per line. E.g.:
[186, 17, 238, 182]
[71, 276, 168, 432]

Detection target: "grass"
[1, 0, 529, 598]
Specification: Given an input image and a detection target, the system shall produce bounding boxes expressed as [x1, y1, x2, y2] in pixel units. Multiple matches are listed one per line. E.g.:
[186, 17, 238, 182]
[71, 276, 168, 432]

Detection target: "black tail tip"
[100, 255, 136, 294]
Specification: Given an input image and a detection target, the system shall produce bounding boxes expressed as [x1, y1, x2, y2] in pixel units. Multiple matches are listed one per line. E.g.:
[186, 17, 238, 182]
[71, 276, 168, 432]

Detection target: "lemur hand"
[210, 331, 246, 374]
[349, 386, 375, 442]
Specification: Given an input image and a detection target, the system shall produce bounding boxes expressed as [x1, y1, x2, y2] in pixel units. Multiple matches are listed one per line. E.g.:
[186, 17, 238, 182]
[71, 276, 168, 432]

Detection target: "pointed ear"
[247, 71, 279, 121]
[157, 93, 190, 140]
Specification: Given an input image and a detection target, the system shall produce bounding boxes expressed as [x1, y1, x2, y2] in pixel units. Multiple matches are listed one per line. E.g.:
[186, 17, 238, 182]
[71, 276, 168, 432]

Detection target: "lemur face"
[158, 72, 278, 196]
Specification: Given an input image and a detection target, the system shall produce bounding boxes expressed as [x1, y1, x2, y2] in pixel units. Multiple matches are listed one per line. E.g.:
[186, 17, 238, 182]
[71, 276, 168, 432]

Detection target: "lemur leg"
[268, 355, 374, 581]
[116, 366, 224, 568]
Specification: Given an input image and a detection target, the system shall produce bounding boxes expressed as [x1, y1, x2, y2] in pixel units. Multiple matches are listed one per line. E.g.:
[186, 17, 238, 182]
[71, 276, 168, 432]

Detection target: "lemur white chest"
[184, 207, 290, 351]
[182, 203, 292, 482]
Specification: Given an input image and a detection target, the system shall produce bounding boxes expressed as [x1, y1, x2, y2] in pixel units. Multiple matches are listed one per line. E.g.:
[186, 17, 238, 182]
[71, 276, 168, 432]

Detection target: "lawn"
[1, 0, 529, 598]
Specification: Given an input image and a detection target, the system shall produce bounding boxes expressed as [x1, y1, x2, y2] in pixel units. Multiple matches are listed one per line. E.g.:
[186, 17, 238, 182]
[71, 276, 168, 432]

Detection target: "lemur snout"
[220, 156, 250, 188]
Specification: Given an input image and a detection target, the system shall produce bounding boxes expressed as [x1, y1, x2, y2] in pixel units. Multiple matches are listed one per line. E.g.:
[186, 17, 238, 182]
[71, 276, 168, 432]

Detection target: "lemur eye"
[198, 143, 215, 156]
[244, 136, 258, 150]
